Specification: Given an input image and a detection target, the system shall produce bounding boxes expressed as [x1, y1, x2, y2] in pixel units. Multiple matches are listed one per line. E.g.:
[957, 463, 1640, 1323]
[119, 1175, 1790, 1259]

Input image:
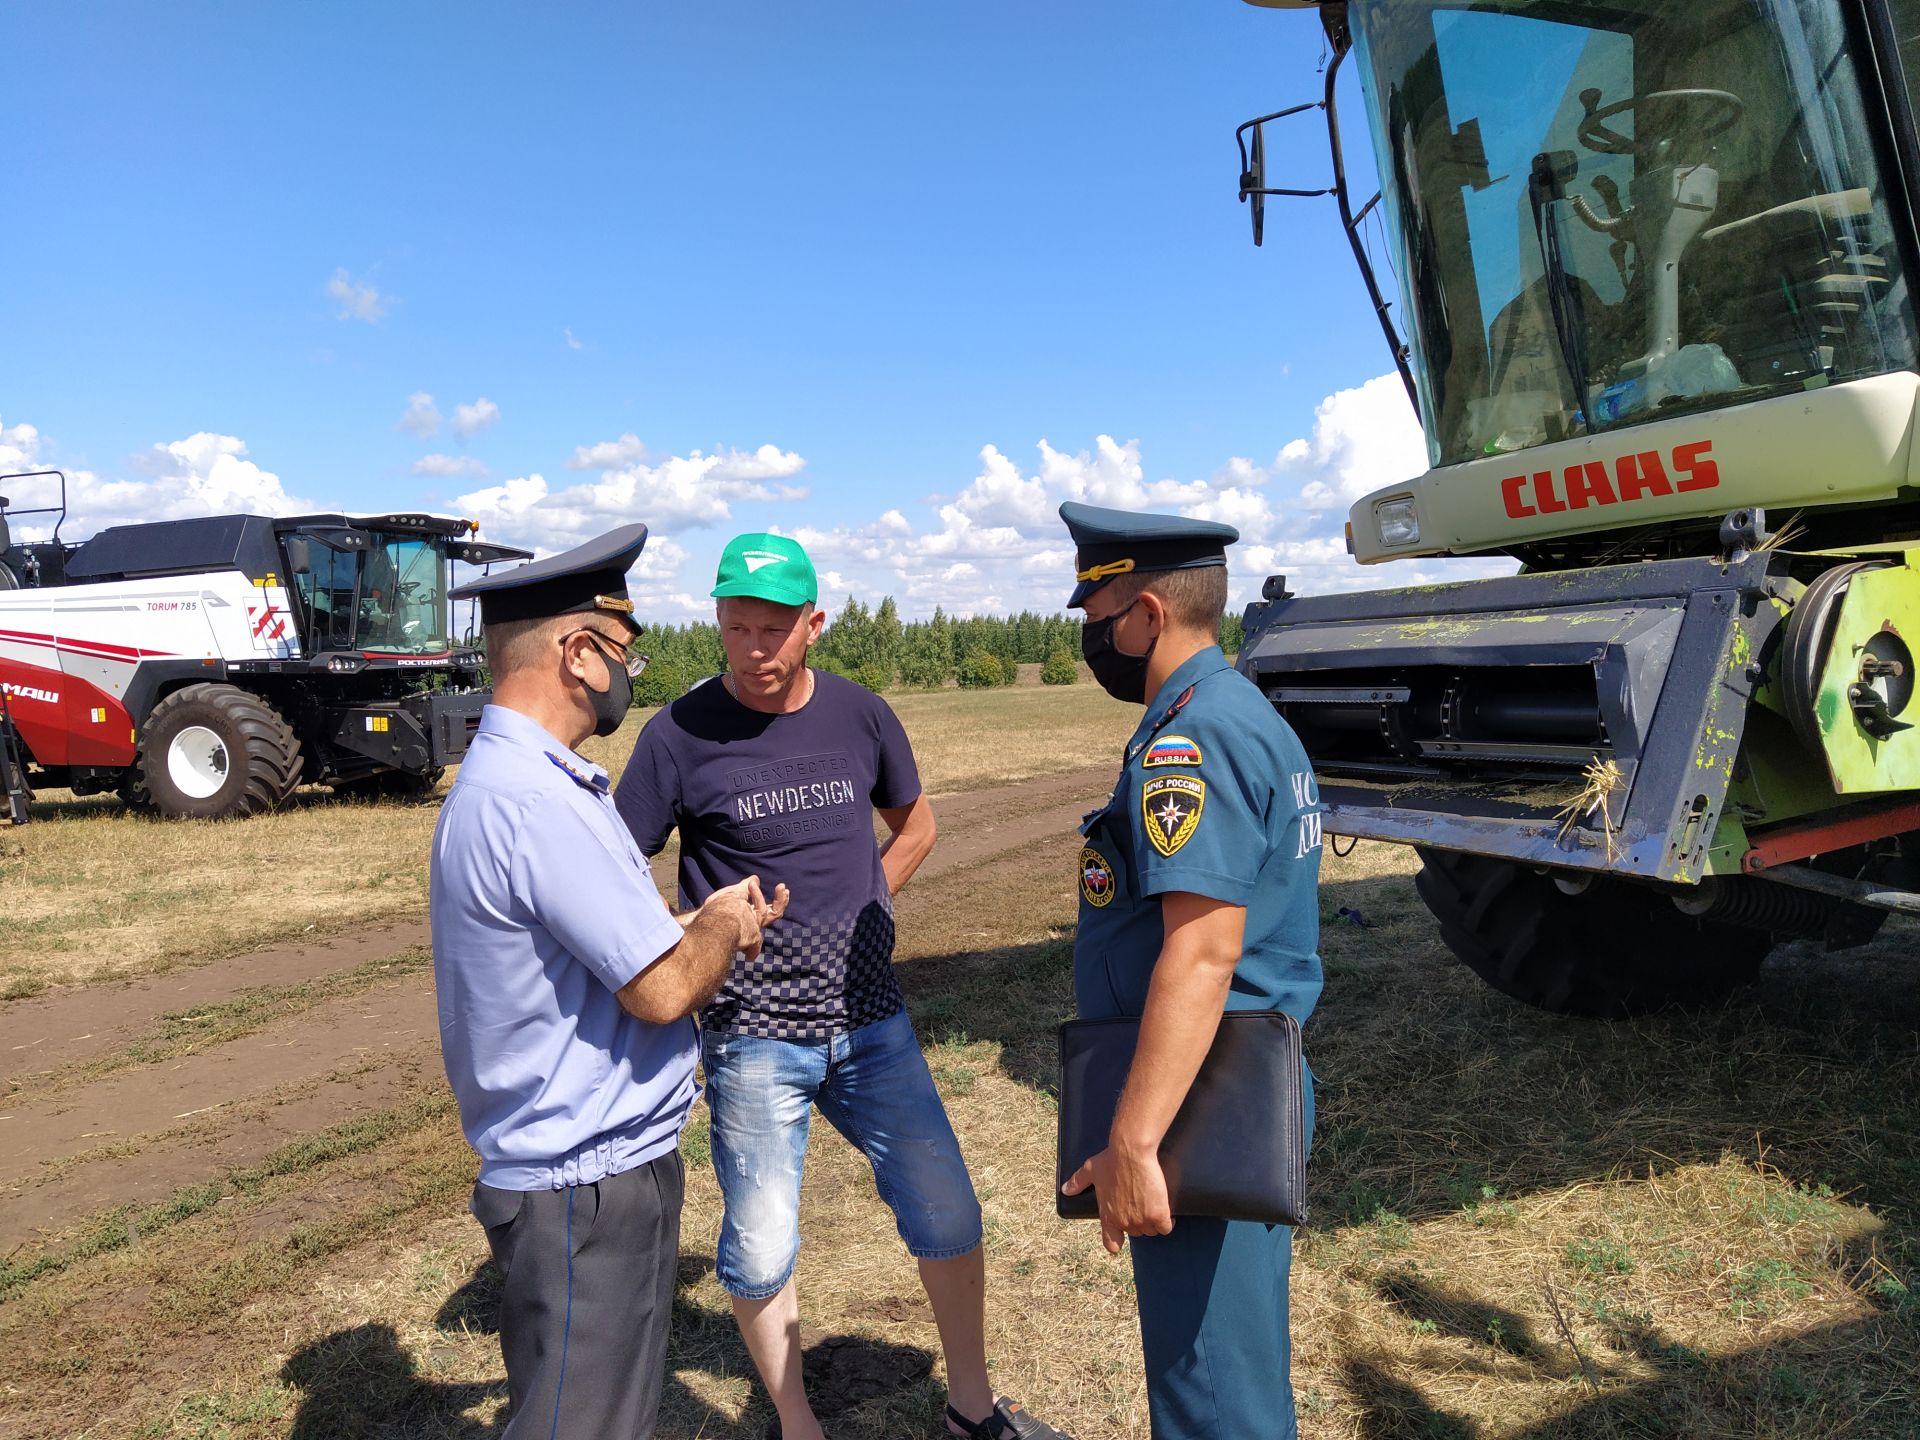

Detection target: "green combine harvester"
[1233, 0, 1920, 1012]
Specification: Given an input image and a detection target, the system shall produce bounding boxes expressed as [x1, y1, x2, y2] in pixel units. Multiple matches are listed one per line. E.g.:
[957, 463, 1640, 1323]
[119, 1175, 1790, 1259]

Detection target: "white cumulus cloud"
[455, 443, 810, 560]
[568, 434, 646, 470]
[765, 376, 1501, 615]
[328, 268, 388, 323]
[397, 392, 441, 438]
[1272, 372, 1428, 507]
[0, 419, 318, 541]
[451, 398, 500, 438]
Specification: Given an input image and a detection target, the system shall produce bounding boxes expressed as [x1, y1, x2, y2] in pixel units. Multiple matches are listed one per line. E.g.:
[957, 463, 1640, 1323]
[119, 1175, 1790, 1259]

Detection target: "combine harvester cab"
[1237, 0, 1920, 1012]
[0, 472, 530, 819]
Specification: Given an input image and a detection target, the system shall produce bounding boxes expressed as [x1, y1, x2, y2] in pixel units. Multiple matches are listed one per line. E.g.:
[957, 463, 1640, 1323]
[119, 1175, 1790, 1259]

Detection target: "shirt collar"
[478, 704, 609, 786]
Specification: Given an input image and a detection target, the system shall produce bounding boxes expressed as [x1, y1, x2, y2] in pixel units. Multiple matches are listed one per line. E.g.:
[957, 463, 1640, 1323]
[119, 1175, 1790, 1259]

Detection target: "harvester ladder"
[0, 690, 31, 825]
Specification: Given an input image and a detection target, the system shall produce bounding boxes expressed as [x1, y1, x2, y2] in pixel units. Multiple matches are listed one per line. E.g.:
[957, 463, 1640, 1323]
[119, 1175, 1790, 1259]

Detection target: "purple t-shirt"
[614, 670, 922, 1040]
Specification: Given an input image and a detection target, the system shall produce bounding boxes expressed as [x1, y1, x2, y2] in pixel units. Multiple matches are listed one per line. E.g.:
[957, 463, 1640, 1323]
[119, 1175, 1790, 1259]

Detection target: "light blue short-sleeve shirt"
[430, 704, 695, 1190]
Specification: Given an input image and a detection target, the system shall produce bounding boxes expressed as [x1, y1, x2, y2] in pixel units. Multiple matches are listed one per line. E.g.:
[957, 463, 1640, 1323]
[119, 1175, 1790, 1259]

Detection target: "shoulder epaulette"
[546, 751, 610, 794]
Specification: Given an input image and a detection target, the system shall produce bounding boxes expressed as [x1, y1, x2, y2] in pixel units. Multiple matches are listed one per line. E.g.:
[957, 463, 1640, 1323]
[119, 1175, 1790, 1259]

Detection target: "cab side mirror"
[284, 536, 312, 576]
[1236, 101, 1335, 248]
[1243, 123, 1268, 246]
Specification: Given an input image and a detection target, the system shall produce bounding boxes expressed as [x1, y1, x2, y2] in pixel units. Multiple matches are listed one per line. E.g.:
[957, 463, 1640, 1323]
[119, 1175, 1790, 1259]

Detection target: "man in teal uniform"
[1056, 500, 1323, 1440]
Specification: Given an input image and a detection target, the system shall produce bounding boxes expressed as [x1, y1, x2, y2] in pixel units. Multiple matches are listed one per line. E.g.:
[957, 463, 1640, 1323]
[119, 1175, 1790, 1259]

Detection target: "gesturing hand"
[1061, 1142, 1174, 1255]
[708, 876, 790, 960]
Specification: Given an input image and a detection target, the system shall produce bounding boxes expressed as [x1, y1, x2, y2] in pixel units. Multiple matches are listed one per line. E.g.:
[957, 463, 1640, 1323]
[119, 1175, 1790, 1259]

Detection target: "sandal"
[946, 1395, 1077, 1439]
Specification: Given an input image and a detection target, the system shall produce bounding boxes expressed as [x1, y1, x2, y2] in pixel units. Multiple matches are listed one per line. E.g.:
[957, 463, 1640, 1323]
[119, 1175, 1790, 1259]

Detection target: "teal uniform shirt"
[1074, 643, 1324, 1440]
[1074, 645, 1324, 1030]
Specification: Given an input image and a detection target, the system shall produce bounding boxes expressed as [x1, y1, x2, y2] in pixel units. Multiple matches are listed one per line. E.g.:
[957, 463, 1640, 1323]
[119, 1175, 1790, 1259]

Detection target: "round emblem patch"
[1079, 846, 1117, 907]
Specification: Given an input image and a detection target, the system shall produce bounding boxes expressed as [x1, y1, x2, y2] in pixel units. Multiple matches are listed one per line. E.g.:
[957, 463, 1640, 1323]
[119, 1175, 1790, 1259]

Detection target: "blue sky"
[4, 1, 1441, 619]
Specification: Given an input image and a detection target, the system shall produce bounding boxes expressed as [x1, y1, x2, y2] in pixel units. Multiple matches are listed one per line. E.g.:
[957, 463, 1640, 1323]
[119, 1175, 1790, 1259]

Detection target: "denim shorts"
[700, 1008, 984, 1300]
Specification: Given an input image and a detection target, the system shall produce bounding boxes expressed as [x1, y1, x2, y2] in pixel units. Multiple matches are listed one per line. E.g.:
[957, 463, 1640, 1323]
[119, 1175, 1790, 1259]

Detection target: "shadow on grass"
[1506, 1314, 1909, 1439]
[890, 859, 1920, 1435]
[282, 1323, 498, 1439]
[1343, 1355, 1476, 1439]
[301, 1253, 939, 1439]
[1338, 1259, 1915, 1436]
[894, 866, 1920, 1232]
[1371, 1271, 1549, 1364]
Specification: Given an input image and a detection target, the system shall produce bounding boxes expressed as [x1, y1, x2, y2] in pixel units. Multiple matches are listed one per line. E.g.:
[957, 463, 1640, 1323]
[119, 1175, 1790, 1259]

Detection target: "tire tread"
[134, 683, 301, 819]
[1414, 848, 1769, 1017]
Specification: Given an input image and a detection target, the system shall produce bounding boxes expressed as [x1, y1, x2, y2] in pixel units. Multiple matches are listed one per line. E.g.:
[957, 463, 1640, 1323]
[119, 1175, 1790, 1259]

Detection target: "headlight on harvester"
[1374, 496, 1420, 548]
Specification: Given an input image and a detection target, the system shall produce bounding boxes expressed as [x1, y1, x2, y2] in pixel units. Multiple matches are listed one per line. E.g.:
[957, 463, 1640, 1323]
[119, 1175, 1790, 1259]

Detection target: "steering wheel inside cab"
[1564, 87, 1745, 245]
[1575, 87, 1745, 160]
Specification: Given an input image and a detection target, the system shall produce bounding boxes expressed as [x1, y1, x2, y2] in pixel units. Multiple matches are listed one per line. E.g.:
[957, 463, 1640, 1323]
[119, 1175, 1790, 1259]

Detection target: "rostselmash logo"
[742, 551, 787, 573]
[1499, 440, 1718, 520]
[1, 681, 58, 705]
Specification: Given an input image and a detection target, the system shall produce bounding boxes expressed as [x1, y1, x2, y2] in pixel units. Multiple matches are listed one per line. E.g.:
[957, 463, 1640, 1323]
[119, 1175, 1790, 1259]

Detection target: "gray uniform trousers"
[472, 1150, 684, 1439]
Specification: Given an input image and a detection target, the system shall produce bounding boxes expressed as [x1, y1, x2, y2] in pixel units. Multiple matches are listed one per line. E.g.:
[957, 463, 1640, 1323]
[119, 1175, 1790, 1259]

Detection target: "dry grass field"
[0, 678, 1133, 996]
[1, 680, 1917, 1438]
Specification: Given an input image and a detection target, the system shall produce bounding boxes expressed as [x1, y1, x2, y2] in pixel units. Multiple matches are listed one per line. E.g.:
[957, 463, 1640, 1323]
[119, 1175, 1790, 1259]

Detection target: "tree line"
[632, 599, 1085, 702]
[632, 597, 1246, 704]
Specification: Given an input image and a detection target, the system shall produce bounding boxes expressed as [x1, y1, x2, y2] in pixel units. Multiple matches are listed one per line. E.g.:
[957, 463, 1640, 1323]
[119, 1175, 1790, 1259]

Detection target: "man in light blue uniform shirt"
[432, 522, 787, 1439]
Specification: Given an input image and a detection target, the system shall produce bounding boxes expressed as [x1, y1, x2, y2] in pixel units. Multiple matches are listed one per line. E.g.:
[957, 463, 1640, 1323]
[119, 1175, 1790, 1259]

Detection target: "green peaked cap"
[711, 532, 818, 606]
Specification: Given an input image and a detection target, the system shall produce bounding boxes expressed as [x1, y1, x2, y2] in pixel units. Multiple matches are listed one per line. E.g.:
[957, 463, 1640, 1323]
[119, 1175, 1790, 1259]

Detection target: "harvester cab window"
[289, 531, 450, 656]
[294, 537, 361, 651]
[362, 537, 448, 654]
[1350, 0, 1920, 469]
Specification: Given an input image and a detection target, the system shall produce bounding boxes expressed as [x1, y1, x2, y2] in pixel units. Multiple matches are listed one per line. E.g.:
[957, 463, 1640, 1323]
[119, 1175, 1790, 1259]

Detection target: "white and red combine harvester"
[0, 470, 531, 819]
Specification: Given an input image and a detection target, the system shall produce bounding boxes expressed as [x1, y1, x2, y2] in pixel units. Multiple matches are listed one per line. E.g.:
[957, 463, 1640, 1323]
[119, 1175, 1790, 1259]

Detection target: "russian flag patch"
[1142, 734, 1203, 769]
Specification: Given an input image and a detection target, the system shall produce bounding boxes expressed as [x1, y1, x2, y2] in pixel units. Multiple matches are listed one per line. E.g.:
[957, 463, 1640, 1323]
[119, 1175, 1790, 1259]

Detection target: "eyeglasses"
[564, 627, 650, 678]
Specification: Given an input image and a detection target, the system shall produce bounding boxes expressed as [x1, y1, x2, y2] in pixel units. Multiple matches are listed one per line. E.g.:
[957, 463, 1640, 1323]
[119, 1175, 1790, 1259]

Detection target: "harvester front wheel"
[1413, 848, 1771, 1017]
[133, 684, 302, 820]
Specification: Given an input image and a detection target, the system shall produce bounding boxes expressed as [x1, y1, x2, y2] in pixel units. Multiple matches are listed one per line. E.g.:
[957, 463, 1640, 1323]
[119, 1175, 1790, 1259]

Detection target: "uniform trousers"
[1128, 1215, 1294, 1440]
[472, 1150, 684, 1439]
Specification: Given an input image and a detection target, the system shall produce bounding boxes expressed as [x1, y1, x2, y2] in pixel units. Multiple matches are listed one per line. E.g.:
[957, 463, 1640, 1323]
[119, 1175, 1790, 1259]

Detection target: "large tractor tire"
[129, 684, 301, 819]
[1413, 848, 1772, 1017]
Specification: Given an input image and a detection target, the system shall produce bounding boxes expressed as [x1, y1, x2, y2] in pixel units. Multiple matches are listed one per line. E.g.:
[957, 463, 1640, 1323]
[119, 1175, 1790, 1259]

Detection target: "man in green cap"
[615, 533, 1075, 1440]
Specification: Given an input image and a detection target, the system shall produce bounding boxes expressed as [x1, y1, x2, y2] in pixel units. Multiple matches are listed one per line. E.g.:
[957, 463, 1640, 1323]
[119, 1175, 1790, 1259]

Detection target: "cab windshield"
[1349, 0, 1919, 468]
[292, 531, 450, 655]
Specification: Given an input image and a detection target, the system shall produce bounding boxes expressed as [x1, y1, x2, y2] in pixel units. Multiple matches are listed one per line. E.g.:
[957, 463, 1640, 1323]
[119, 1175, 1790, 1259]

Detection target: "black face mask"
[1082, 599, 1156, 704]
[584, 636, 636, 738]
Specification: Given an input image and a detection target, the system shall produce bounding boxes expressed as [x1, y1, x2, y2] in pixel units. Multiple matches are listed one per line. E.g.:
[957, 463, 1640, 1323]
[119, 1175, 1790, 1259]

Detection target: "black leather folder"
[1055, 1009, 1307, 1227]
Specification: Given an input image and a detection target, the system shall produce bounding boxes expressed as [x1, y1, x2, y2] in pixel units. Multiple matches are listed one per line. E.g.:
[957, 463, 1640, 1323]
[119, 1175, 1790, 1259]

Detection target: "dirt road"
[0, 764, 1113, 1254]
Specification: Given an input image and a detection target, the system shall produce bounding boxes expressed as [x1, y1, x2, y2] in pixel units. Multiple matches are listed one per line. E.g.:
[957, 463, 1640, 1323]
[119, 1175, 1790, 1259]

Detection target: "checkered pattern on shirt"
[701, 897, 904, 1040]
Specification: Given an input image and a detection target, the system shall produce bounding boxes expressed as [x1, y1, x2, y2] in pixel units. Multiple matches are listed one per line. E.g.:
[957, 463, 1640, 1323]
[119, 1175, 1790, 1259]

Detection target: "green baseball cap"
[711, 532, 818, 607]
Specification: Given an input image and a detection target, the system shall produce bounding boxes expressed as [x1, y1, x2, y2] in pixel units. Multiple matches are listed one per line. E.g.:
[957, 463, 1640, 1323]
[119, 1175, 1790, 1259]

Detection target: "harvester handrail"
[0, 470, 70, 544]
[1320, 42, 1417, 409]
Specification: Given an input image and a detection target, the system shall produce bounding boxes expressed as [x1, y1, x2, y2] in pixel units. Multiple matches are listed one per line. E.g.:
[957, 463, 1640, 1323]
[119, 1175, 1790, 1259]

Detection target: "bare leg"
[920, 1247, 995, 1430]
[733, 1278, 825, 1440]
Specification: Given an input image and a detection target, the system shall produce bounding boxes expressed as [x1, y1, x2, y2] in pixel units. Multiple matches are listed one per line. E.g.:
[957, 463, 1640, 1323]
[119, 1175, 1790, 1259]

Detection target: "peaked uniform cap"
[711, 532, 818, 606]
[450, 521, 648, 627]
[1058, 500, 1238, 608]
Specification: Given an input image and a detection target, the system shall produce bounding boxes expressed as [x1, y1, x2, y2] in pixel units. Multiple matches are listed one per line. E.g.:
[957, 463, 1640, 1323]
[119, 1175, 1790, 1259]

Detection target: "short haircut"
[1104, 564, 1229, 633]
[484, 613, 573, 677]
